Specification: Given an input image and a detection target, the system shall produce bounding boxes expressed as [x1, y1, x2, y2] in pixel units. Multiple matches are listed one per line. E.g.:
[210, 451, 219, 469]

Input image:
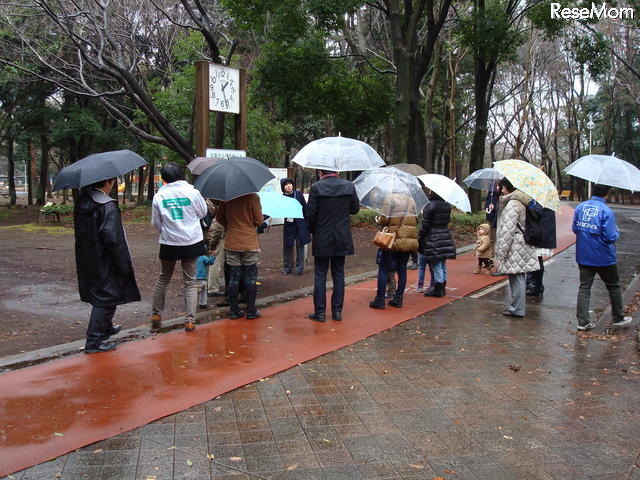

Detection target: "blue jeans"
[417, 254, 434, 288]
[376, 251, 410, 299]
[430, 260, 447, 283]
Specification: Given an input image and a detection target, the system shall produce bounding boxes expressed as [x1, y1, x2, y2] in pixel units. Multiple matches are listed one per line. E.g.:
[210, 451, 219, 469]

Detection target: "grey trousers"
[577, 264, 624, 326]
[152, 258, 198, 322]
[507, 273, 526, 316]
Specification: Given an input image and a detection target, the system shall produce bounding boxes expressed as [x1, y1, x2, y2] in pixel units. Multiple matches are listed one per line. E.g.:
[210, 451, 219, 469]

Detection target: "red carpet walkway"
[0, 206, 575, 476]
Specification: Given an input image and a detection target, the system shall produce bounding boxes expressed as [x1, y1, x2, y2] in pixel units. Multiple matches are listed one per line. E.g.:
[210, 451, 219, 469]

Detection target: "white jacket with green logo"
[151, 180, 207, 246]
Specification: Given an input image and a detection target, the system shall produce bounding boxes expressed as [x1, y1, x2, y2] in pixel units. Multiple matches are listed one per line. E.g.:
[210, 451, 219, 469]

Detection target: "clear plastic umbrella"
[463, 168, 503, 191]
[564, 153, 640, 192]
[417, 174, 471, 213]
[353, 167, 428, 217]
[292, 136, 385, 172]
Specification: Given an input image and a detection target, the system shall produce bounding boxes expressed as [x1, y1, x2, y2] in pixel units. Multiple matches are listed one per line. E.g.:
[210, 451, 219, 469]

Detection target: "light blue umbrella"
[258, 192, 304, 218]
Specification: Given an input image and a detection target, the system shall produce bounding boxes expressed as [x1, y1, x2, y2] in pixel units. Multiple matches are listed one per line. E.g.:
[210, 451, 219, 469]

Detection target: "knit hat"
[280, 178, 294, 193]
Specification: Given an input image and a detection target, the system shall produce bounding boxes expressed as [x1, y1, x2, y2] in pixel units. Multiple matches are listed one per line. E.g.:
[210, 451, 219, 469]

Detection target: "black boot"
[436, 282, 446, 298]
[227, 265, 244, 318]
[388, 295, 403, 308]
[369, 296, 386, 309]
[243, 265, 261, 319]
[425, 283, 445, 298]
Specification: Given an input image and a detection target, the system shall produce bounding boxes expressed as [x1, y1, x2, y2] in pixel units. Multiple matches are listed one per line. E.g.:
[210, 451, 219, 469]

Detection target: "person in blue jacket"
[572, 184, 632, 331]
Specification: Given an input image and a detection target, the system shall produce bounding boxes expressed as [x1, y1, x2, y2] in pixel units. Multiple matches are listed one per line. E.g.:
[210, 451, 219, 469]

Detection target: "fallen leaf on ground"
[409, 464, 425, 469]
[213, 406, 222, 412]
[286, 464, 298, 470]
[207, 453, 215, 460]
[508, 364, 521, 372]
[503, 435, 514, 439]
[167, 446, 176, 450]
[443, 469, 458, 474]
[144, 476, 157, 480]
[229, 456, 242, 461]
[92, 449, 103, 453]
[186, 459, 193, 467]
[54, 432, 64, 437]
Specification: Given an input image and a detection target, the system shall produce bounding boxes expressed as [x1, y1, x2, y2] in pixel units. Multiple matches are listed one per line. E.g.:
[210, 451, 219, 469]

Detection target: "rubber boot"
[369, 296, 386, 309]
[243, 264, 261, 319]
[425, 282, 445, 298]
[227, 265, 244, 318]
[388, 295, 403, 308]
[436, 282, 446, 298]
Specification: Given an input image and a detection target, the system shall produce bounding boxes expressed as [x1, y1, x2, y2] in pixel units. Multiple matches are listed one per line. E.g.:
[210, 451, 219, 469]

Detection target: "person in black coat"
[418, 193, 456, 298]
[280, 178, 310, 275]
[307, 170, 360, 321]
[74, 177, 140, 353]
[485, 182, 500, 258]
[525, 200, 556, 296]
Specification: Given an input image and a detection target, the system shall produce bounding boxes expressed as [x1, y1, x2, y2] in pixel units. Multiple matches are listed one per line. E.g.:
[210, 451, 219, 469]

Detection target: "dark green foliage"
[571, 33, 611, 80]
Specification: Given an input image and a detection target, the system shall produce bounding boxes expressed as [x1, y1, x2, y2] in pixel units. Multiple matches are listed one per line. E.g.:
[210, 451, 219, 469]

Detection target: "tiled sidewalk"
[7, 244, 640, 480]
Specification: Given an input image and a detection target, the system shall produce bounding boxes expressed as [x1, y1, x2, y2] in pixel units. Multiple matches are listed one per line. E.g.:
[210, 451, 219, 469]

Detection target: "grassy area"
[0, 223, 73, 235]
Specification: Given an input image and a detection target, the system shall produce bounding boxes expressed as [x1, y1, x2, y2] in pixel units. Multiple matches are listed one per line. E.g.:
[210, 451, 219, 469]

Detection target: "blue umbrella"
[258, 192, 304, 218]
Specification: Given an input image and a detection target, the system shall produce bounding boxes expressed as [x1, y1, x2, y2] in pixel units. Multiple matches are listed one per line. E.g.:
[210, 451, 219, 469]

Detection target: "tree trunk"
[469, 64, 493, 211]
[26, 140, 33, 206]
[7, 135, 16, 205]
[147, 158, 156, 201]
[137, 165, 146, 205]
[37, 134, 49, 206]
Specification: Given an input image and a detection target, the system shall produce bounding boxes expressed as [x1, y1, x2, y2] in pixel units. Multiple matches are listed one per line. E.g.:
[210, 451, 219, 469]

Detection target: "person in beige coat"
[494, 178, 539, 318]
[474, 223, 494, 274]
[369, 194, 419, 309]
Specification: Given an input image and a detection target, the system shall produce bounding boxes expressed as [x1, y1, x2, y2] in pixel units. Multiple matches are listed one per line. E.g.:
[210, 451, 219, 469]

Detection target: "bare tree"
[0, 0, 233, 162]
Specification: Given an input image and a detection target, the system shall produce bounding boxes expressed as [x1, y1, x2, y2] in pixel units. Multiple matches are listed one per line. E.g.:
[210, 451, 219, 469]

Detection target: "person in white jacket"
[150, 162, 207, 332]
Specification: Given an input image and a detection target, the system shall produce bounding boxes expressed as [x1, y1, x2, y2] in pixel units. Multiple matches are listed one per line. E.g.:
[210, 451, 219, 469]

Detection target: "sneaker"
[184, 320, 196, 332]
[198, 304, 208, 309]
[577, 322, 596, 331]
[612, 316, 632, 327]
[415, 286, 425, 293]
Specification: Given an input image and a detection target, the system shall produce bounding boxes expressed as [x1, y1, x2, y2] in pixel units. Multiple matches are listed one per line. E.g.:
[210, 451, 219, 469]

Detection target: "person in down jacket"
[418, 192, 456, 298]
[494, 177, 539, 318]
[369, 193, 418, 309]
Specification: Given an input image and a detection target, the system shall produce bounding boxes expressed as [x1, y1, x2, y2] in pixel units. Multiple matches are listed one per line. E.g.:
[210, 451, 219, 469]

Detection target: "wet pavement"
[2, 205, 640, 480]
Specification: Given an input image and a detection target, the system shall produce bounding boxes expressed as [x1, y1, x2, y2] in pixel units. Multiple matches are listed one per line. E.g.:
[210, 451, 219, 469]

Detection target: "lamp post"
[586, 114, 595, 198]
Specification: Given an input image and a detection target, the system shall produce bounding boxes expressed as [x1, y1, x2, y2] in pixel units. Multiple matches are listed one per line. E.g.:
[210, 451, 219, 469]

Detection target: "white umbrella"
[417, 174, 471, 213]
[564, 153, 640, 192]
[291, 136, 385, 172]
[353, 167, 428, 217]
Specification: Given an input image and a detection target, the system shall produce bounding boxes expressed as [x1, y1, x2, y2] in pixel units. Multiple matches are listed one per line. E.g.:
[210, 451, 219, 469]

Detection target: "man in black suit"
[306, 170, 360, 321]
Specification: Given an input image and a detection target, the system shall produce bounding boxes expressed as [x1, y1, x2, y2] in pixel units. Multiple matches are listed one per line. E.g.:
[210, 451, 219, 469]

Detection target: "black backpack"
[517, 200, 546, 247]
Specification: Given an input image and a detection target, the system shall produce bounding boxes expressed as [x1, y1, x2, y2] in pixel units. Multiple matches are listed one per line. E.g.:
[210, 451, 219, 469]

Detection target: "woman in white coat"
[494, 178, 540, 317]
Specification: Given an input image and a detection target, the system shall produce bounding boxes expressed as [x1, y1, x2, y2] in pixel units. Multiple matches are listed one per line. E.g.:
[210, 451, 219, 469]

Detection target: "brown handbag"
[373, 227, 396, 250]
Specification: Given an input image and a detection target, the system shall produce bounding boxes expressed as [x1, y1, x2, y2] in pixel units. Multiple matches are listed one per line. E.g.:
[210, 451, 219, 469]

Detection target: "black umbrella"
[52, 149, 147, 191]
[194, 157, 275, 201]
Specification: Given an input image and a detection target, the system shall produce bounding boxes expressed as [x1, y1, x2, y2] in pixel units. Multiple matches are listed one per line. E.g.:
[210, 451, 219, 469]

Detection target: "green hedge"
[351, 208, 486, 233]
